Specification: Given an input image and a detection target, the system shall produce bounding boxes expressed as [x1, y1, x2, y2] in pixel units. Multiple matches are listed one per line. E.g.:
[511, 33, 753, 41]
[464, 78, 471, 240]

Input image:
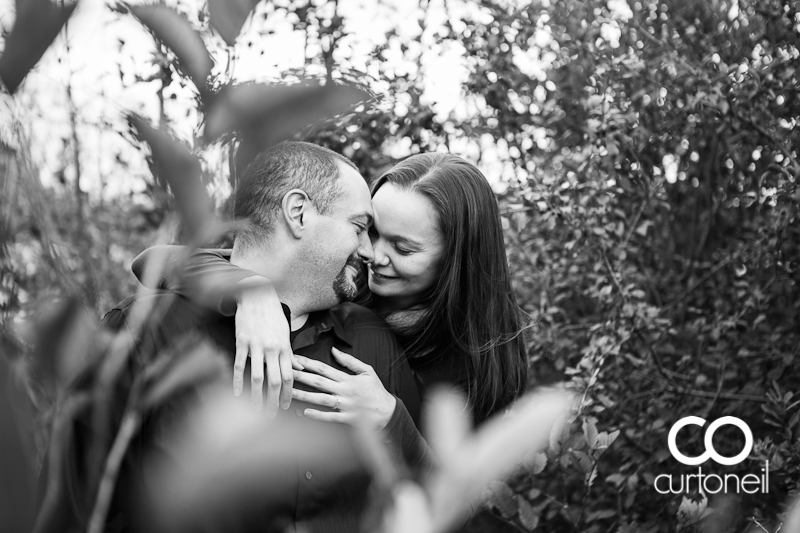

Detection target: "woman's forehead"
[372, 184, 441, 240]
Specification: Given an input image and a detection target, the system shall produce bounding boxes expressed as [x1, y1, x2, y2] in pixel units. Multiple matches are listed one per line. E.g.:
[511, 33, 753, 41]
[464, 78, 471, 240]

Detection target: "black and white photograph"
[1, 0, 798, 532]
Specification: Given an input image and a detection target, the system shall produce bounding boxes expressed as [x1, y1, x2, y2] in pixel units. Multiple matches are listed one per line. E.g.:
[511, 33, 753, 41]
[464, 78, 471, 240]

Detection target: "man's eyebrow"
[350, 213, 373, 225]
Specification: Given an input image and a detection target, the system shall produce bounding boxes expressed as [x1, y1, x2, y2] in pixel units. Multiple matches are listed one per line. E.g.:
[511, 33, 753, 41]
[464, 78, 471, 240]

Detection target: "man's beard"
[332, 257, 361, 302]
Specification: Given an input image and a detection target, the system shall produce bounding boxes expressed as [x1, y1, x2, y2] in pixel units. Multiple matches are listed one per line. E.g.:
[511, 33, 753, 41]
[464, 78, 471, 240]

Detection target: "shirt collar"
[284, 304, 352, 350]
[310, 309, 352, 346]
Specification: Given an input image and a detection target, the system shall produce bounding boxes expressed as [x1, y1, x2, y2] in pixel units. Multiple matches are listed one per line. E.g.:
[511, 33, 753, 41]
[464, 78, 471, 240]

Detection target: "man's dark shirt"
[93, 291, 421, 533]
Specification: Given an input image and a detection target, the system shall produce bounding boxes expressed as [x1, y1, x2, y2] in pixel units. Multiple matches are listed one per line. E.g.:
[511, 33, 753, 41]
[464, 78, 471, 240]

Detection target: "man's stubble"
[332, 255, 361, 302]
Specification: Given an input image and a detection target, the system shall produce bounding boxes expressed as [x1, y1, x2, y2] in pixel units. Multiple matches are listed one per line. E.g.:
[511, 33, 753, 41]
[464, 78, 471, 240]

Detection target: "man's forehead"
[335, 162, 373, 218]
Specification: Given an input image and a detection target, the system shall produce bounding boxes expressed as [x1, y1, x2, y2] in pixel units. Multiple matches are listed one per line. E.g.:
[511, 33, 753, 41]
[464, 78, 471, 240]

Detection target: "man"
[38, 142, 421, 533]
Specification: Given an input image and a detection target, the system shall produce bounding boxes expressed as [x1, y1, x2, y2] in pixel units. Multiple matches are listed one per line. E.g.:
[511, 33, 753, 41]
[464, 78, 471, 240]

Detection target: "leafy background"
[1, 0, 799, 532]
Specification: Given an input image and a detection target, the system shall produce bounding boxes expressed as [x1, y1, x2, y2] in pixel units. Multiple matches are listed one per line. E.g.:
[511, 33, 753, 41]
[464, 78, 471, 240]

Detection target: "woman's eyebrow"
[389, 234, 422, 247]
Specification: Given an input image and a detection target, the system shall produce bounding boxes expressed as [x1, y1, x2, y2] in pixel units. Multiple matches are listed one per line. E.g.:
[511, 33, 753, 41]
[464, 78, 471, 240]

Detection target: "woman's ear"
[282, 189, 312, 239]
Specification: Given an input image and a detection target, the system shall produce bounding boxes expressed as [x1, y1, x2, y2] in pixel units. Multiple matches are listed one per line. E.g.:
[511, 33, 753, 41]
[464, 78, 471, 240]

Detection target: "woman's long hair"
[361, 153, 529, 423]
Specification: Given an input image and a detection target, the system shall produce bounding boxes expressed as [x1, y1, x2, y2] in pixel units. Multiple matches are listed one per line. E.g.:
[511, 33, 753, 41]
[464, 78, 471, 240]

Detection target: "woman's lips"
[370, 269, 396, 280]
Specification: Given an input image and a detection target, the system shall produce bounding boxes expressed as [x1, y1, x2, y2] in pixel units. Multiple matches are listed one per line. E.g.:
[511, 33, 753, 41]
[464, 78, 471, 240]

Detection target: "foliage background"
[2, 0, 799, 532]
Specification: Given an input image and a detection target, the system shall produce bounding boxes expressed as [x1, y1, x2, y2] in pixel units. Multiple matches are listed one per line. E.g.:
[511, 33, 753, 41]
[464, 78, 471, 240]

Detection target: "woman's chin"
[368, 280, 394, 297]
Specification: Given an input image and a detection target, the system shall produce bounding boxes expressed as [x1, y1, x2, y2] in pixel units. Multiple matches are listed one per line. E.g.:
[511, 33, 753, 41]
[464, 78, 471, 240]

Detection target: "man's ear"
[282, 189, 313, 239]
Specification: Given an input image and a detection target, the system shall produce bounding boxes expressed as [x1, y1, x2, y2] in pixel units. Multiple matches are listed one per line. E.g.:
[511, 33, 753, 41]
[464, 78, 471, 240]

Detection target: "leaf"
[31, 297, 98, 393]
[606, 473, 625, 487]
[783, 495, 800, 533]
[127, 115, 210, 241]
[587, 509, 616, 520]
[0, 356, 35, 532]
[203, 82, 370, 175]
[635, 221, 651, 236]
[0, 0, 77, 94]
[583, 416, 599, 449]
[596, 429, 620, 450]
[29, 392, 94, 533]
[483, 481, 517, 519]
[127, 4, 213, 94]
[208, 0, 261, 47]
[527, 451, 548, 475]
[145, 391, 367, 531]
[139, 337, 228, 409]
[573, 450, 594, 475]
[517, 496, 540, 530]
[677, 493, 708, 527]
[426, 387, 574, 533]
[424, 389, 470, 470]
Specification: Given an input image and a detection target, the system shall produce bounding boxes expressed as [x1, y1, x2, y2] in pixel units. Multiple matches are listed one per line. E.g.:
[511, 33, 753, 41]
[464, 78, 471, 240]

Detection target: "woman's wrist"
[376, 392, 398, 430]
[221, 275, 275, 315]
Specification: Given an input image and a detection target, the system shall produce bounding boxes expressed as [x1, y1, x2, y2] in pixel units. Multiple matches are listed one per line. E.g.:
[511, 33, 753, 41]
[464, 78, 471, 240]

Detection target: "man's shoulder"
[106, 291, 182, 313]
[101, 291, 209, 335]
[102, 291, 181, 322]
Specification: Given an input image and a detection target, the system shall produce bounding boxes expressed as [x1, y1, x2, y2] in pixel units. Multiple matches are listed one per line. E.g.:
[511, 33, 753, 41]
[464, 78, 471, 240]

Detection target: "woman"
[134, 153, 528, 433]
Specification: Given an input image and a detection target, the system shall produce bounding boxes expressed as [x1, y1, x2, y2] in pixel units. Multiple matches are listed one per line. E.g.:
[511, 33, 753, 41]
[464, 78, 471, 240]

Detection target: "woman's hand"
[233, 280, 299, 417]
[291, 348, 397, 430]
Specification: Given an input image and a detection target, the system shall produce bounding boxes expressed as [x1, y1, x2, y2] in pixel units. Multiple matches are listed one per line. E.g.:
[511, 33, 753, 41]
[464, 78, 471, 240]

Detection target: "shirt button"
[305, 471, 313, 480]
[296, 409, 303, 417]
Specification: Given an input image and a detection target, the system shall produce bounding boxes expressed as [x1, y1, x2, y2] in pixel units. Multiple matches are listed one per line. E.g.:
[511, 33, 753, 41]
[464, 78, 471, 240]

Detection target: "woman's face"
[368, 183, 446, 310]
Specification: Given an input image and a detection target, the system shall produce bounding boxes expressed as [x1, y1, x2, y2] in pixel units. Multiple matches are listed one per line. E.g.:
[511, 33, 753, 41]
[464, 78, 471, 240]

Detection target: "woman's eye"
[393, 243, 413, 255]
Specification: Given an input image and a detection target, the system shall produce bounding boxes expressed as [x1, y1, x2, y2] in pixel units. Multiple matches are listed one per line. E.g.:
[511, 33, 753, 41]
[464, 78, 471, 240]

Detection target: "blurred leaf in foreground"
[783, 496, 800, 533]
[0, 343, 35, 533]
[127, 115, 211, 242]
[385, 386, 575, 533]
[203, 82, 370, 176]
[30, 297, 100, 396]
[0, 0, 77, 94]
[144, 389, 368, 533]
[208, 0, 262, 47]
[126, 4, 214, 96]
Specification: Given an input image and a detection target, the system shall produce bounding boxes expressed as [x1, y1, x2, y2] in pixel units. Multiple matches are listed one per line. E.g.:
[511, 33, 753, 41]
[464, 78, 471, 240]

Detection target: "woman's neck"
[372, 295, 426, 316]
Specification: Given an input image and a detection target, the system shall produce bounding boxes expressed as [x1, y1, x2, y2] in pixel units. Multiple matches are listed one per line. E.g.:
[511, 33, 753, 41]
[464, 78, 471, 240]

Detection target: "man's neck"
[230, 246, 310, 331]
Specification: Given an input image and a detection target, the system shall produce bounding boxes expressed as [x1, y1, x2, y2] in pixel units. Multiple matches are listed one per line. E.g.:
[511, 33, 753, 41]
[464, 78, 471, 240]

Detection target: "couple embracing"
[61, 141, 530, 532]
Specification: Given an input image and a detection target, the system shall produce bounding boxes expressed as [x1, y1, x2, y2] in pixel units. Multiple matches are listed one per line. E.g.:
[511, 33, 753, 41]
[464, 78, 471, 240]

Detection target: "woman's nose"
[371, 239, 390, 266]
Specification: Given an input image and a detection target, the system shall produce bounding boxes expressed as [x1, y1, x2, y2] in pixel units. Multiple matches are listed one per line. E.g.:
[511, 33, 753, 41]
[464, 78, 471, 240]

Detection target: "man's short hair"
[234, 141, 358, 247]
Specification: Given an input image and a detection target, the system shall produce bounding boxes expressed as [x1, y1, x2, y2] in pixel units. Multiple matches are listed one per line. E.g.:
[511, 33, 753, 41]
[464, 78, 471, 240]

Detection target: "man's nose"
[357, 233, 374, 264]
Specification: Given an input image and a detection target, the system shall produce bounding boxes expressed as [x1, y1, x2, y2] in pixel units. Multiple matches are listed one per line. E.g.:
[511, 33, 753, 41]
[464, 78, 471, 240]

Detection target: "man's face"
[300, 161, 374, 309]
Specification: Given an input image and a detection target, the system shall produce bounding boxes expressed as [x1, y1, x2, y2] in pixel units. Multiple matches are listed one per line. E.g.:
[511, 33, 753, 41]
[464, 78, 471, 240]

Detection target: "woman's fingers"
[263, 348, 283, 418]
[294, 354, 349, 381]
[331, 347, 373, 374]
[250, 348, 265, 410]
[302, 409, 350, 424]
[293, 369, 340, 393]
[278, 350, 295, 411]
[291, 388, 339, 409]
[233, 340, 248, 397]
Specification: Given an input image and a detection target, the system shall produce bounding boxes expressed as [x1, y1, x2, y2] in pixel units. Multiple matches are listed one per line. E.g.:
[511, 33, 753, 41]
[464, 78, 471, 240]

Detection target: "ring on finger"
[333, 395, 341, 410]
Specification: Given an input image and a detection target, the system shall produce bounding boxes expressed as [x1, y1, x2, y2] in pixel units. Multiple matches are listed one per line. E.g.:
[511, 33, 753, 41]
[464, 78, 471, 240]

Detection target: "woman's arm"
[131, 245, 295, 417]
[291, 349, 437, 476]
[132, 246, 256, 315]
